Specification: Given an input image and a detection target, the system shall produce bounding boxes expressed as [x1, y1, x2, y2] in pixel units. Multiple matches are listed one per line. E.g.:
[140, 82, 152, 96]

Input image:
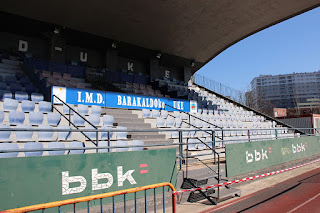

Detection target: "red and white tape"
[173, 158, 320, 195]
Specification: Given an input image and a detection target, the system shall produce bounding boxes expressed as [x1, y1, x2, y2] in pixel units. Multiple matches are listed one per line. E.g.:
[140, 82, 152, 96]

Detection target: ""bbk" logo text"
[246, 149, 268, 163]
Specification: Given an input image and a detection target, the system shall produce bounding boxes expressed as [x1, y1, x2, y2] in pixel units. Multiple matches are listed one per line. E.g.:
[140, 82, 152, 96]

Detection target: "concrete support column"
[149, 58, 161, 79]
[184, 66, 192, 83]
[105, 48, 119, 72]
[49, 33, 66, 64]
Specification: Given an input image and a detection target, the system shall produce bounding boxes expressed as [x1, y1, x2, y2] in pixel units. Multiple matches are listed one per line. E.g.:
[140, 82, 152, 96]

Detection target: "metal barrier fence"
[194, 73, 245, 104]
[0, 127, 315, 154]
[0, 182, 176, 213]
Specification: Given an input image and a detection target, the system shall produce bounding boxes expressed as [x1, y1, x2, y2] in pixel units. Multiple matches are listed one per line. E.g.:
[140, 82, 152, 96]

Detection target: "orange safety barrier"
[1, 182, 176, 213]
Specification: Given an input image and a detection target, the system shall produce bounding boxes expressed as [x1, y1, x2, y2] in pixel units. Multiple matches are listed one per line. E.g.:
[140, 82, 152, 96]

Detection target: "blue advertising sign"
[52, 86, 196, 112]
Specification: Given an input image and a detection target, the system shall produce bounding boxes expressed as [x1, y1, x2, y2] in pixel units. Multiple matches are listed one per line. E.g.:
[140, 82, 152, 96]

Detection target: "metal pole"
[179, 130, 183, 170]
[108, 131, 111, 153]
[212, 130, 216, 164]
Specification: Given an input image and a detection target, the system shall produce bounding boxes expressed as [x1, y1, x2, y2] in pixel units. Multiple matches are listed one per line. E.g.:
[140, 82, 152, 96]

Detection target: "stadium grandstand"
[0, 1, 320, 212]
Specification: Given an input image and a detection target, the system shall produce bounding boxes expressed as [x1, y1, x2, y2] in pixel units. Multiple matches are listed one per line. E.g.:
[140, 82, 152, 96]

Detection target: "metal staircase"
[164, 103, 241, 204]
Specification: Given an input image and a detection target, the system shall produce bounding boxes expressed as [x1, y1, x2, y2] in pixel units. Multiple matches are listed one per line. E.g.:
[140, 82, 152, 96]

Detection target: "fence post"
[212, 130, 216, 164]
[107, 130, 111, 153]
[179, 130, 183, 170]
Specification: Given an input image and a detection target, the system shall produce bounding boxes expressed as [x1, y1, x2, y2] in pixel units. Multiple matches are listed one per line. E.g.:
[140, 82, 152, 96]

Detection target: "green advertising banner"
[225, 136, 320, 177]
[0, 149, 177, 211]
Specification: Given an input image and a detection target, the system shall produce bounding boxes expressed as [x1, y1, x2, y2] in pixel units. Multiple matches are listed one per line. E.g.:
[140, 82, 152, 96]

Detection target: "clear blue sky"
[196, 6, 320, 92]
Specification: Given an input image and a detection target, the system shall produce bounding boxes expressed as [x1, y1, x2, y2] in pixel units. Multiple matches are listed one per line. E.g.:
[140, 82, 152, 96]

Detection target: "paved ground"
[172, 160, 320, 213]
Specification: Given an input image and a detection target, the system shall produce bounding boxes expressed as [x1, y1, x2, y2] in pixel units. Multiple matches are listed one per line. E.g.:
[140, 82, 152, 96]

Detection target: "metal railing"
[194, 73, 245, 104]
[193, 74, 305, 135]
[0, 127, 312, 154]
[52, 95, 99, 146]
[1, 182, 176, 213]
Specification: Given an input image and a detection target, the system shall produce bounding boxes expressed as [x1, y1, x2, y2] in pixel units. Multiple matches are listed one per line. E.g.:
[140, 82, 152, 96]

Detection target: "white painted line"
[287, 192, 320, 213]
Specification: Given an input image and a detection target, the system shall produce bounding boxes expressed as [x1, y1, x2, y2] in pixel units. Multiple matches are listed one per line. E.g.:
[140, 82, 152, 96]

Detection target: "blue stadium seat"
[160, 110, 168, 118]
[29, 112, 44, 126]
[171, 131, 179, 139]
[91, 105, 102, 115]
[9, 111, 25, 125]
[67, 65, 85, 78]
[173, 111, 181, 118]
[0, 82, 7, 90]
[100, 126, 113, 140]
[182, 130, 189, 138]
[25, 85, 37, 94]
[47, 112, 61, 126]
[5, 76, 17, 84]
[68, 141, 85, 154]
[0, 90, 12, 100]
[98, 140, 110, 153]
[88, 114, 100, 126]
[33, 59, 49, 71]
[77, 104, 88, 115]
[142, 109, 151, 118]
[19, 78, 31, 86]
[197, 142, 205, 150]
[63, 104, 75, 114]
[49, 62, 67, 74]
[103, 115, 114, 127]
[132, 140, 144, 151]
[166, 117, 175, 127]
[115, 140, 129, 152]
[3, 98, 18, 111]
[15, 124, 34, 141]
[37, 125, 53, 141]
[152, 109, 160, 118]
[189, 128, 196, 137]
[24, 142, 43, 157]
[0, 143, 19, 158]
[10, 83, 22, 93]
[48, 142, 66, 156]
[187, 138, 197, 150]
[57, 126, 72, 141]
[31, 93, 44, 102]
[15, 91, 29, 101]
[38, 101, 52, 113]
[156, 117, 165, 128]
[21, 100, 35, 112]
[175, 118, 182, 128]
[0, 124, 11, 141]
[85, 125, 98, 140]
[0, 111, 4, 123]
[115, 126, 128, 139]
[73, 114, 85, 126]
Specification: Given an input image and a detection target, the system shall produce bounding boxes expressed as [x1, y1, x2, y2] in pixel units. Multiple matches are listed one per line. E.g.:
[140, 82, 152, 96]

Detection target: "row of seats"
[0, 125, 129, 142]
[121, 82, 163, 97]
[0, 91, 43, 101]
[3, 98, 50, 112]
[0, 140, 145, 158]
[1, 111, 60, 125]
[39, 70, 92, 89]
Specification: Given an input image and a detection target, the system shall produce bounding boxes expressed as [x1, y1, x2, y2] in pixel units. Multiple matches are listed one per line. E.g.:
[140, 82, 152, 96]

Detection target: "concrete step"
[112, 114, 139, 119]
[115, 118, 146, 124]
[0, 62, 21, 70]
[129, 133, 166, 140]
[103, 108, 133, 114]
[143, 139, 175, 145]
[119, 123, 151, 129]
[2, 59, 22, 66]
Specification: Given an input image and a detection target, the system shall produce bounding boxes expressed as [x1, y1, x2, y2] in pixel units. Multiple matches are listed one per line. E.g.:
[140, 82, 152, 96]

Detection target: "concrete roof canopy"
[1, 0, 320, 69]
